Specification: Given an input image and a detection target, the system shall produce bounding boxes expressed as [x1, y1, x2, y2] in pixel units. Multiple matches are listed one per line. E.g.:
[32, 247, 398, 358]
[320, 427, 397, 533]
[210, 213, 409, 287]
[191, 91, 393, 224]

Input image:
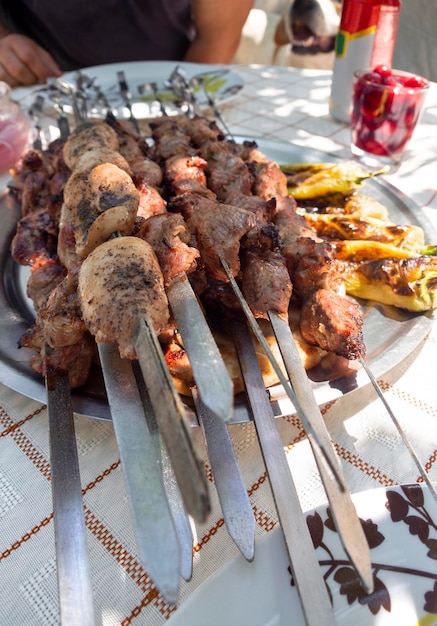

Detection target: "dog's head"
[275, 0, 342, 57]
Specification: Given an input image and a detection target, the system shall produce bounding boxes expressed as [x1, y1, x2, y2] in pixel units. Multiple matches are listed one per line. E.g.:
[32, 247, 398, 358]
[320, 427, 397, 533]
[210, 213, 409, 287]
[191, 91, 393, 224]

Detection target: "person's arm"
[0, 22, 61, 87]
[183, 0, 254, 63]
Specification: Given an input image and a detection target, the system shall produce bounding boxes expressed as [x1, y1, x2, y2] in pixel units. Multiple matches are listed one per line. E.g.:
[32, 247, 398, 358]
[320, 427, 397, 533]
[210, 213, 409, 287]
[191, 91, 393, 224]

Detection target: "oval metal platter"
[1, 138, 436, 422]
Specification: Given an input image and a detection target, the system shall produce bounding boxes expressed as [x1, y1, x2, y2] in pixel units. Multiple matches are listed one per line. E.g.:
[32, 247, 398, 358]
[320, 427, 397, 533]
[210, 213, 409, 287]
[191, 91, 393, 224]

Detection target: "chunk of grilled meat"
[11, 206, 59, 267]
[165, 154, 215, 199]
[71, 147, 132, 176]
[63, 162, 139, 257]
[78, 236, 170, 359]
[200, 140, 253, 201]
[150, 117, 196, 162]
[19, 323, 96, 389]
[248, 160, 288, 200]
[26, 263, 67, 311]
[136, 184, 167, 220]
[300, 289, 365, 359]
[8, 139, 68, 211]
[137, 213, 200, 285]
[39, 269, 87, 349]
[184, 194, 258, 281]
[57, 204, 82, 271]
[242, 250, 292, 320]
[63, 121, 119, 170]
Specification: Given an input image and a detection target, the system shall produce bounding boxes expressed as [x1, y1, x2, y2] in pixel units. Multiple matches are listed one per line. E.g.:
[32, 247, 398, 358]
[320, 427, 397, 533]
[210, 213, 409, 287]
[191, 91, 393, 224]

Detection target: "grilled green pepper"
[282, 162, 389, 201]
[303, 213, 425, 252]
[342, 255, 437, 311]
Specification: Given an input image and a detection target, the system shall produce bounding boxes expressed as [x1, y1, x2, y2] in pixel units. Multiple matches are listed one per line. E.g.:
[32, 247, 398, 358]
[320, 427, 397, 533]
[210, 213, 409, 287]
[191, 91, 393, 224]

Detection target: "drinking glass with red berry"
[350, 65, 429, 167]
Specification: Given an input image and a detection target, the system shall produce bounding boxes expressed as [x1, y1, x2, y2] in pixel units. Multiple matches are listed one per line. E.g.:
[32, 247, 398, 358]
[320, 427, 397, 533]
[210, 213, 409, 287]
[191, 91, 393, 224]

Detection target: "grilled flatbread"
[165, 316, 327, 397]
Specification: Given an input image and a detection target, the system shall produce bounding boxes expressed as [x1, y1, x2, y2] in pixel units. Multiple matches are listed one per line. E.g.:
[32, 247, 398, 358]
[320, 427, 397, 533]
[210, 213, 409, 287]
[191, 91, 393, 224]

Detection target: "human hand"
[0, 33, 62, 87]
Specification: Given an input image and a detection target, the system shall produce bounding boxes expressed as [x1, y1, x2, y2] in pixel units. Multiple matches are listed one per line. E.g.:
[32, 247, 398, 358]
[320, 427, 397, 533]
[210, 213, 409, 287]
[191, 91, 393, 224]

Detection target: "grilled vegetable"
[333, 240, 418, 262]
[423, 245, 437, 256]
[303, 213, 425, 252]
[281, 162, 389, 202]
[299, 193, 390, 220]
[342, 255, 437, 311]
[329, 194, 390, 220]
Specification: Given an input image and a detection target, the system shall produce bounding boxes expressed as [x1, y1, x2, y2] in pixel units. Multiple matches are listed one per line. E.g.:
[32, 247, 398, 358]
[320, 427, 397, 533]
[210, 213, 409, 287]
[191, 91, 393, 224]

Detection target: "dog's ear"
[274, 16, 290, 46]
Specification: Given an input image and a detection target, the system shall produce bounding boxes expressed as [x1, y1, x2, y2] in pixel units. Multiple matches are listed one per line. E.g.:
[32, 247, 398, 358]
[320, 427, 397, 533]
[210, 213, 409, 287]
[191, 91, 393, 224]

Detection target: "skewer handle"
[47, 369, 96, 626]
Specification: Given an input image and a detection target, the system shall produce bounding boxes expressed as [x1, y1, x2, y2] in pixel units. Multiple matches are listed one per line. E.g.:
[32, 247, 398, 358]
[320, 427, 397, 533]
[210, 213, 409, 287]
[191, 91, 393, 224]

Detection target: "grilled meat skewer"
[159, 115, 372, 590]
[78, 236, 170, 359]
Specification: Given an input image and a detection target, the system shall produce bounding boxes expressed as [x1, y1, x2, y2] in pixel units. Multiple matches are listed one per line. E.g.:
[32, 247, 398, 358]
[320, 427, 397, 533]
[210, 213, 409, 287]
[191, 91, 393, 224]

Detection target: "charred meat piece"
[165, 154, 215, 199]
[138, 212, 200, 284]
[292, 240, 345, 297]
[242, 250, 292, 320]
[200, 141, 253, 201]
[78, 236, 170, 359]
[8, 140, 65, 203]
[39, 269, 86, 349]
[72, 147, 132, 176]
[186, 196, 257, 281]
[248, 160, 288, 199]
[18, 323, 95, 389]
[57, 204, 82, 271]
[104, 113, 144, 161]
[130, 157, 163, 188]
[26, 263, 67, 311]
[150, 118, 195, 161]
[63, 121, 119, 170]
[136, 184, 167, 220]
[232, 139, 268, 164]
[274, 195, 320, 248]
[11, 206, 59, 267]
[17, 170, 50, 215]
[183, 115, 224, 147]
[223, 191, 270, 222]
[63, 162, 139, 257]
[300, 289, 365, 359]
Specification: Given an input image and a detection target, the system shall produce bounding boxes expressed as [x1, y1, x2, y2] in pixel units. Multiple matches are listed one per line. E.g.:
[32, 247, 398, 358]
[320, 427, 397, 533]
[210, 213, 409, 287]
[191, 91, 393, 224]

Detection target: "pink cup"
[351, 66, 429, 167]
[0, 82, 32, 174]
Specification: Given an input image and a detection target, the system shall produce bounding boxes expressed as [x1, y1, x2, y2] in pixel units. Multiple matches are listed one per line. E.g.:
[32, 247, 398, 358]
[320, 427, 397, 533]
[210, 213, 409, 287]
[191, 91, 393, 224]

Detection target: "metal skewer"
[190, 75, 235, 140]
[116, 70, 140, 134]
[192, 389, 255, 561]
[167, 272, 233, 423]
[138, 82, 168, 118]
[98, 343, 182, 603]
[132, 361, 194, 582]
[220, 257, 343, 487]
[40, 95, 94, 621]
[134, 315, 211, 523]
[269, 312, 373, 592]
[231, 319, 336, 626]
[46, 368, 96, 626]
[220, 256, 373, 591]
[48, 77, 83, 128]
[103, 234, 211, 524]
[360, 356, 437, 503]
[166, 65, 201, 118]
[28, 94, 45, 150]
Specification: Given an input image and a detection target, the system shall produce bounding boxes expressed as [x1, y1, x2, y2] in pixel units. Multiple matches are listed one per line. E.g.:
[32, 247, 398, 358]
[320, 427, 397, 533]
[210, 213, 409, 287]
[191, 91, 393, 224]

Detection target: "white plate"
[19, 61, 244, 122]
[168, 484, 437, 626]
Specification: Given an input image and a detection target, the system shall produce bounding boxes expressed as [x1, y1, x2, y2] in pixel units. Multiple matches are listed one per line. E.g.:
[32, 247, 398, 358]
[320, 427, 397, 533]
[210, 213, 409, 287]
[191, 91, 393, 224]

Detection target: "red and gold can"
[329, 0, 401, 123]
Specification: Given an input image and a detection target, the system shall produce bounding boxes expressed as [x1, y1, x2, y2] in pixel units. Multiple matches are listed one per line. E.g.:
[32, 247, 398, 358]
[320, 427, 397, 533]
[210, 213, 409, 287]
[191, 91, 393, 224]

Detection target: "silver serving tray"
[1, 139, 436, 422]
